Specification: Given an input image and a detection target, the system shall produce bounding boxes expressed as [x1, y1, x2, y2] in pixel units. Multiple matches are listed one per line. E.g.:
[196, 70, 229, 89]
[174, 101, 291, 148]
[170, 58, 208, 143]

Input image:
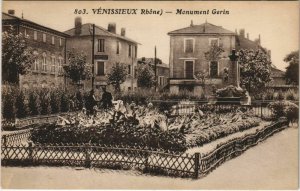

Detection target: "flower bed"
[30, 103, 263, 153]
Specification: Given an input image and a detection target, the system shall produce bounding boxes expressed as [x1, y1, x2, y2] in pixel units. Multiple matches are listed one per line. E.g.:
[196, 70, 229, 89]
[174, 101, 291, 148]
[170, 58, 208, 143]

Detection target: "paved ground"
[1, 126, 298, 190]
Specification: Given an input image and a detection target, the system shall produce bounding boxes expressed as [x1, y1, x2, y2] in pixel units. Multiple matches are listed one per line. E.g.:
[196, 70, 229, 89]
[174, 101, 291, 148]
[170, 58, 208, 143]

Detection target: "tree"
[204, 44, 225, 78]
[63, 49, 92, 85]
[2, 26, 34, 84]
[238, 49, 272, 93]
[107, 63, 128, 92]
[137, 64, 155, 88]
[284, 50, 299, 85]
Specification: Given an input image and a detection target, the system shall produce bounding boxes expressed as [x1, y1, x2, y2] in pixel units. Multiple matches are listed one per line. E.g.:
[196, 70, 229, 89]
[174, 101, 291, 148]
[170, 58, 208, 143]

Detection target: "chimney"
[239, 29, 245, 38]
[8, 10, 15, 15]
[121, 28, 126, 36]
[108, 23, 116, 34]
[190, 20, 194, 27]
[258, 34, 261, 44]
[74, 17, 82, 36]
[247, 33, 249, 39]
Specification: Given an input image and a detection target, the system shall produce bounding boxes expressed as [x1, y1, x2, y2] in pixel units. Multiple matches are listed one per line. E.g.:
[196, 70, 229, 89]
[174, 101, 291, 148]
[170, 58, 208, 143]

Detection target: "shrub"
[276, 90, 285, 100]
[28, 90, 41, 116]
[268, 100, 299, 123]
[16, 90, 28, 118]
[263, 89, 274, 100]
[285, 89, 298, 101]
[61, 93, 70, 112]
[39, 89, 52, 115]
[50, 90, 61, 114]
[2, 88, 16, 121]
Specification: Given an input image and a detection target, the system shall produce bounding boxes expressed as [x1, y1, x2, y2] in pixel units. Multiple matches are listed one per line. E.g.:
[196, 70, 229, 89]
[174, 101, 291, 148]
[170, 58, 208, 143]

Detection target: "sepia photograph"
[1, 0, 299, 190]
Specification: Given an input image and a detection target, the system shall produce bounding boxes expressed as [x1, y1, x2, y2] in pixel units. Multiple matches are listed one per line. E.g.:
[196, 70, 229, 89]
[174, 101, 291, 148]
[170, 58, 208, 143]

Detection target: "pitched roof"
[168, 22, 235, 35]
[64, 23, 139, 44]
[2, 12, 69, 37]
[270, 66, 285, 78]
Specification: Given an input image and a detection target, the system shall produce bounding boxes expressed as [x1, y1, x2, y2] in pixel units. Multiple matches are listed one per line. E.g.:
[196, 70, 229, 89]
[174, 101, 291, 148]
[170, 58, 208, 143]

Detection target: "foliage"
[16, 90, 29, 118]
[28, 90, 41, 116]
[107, 63, 128, 92]
[38, 89, 52, 115]
[63, 49, 92, 84]
[204, 44, 225, 62]
[238, 49, 272, 93]
[284, 50, 299, 85]
[137, 64, 155, 88]
[194, 70, 209, 84]
[50, 90, 61, 114]
[285, 89, 298, 101]
[2, 26, 34, 84]
[61, 93, 70, 112]
[2, 86, 17, 121]
[268, 100, 299, 123]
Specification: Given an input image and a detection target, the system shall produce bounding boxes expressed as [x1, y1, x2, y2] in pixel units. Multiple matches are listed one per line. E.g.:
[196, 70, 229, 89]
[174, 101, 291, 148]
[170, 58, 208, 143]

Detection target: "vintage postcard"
[1, 0, 299, 190]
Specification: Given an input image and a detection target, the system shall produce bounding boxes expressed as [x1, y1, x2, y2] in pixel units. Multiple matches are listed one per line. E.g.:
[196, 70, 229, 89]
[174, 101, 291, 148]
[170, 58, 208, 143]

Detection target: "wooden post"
[85, 146, 91, 168]
[194, 153, 200, 179]
[28, 142, 33, 164]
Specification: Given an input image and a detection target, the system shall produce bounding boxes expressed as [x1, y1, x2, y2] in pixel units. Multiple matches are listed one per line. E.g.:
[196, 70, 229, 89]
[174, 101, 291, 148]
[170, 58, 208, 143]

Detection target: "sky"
[2, 1, 299, 71]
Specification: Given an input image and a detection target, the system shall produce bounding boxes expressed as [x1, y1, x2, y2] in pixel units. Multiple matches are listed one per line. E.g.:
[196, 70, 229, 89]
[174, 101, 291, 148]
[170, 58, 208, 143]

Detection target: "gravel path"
[1, 126, 298, 190]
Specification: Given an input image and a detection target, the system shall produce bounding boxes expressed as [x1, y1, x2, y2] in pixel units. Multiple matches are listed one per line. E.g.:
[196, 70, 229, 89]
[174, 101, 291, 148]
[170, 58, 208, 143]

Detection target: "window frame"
[184, 38, 195, 53]
[98, 39, 105, 52]
[42, 52, 47, 72]
[184, 60, 195, 79]
[128, 44, 132, 57]
[209, 61, 219, 78]
[34, 31, 37, 41]
[42, 33, 46, 43]
[96, 61, 105, 76]
[51, 36, 55, 45]
[209, 38, 219, 46]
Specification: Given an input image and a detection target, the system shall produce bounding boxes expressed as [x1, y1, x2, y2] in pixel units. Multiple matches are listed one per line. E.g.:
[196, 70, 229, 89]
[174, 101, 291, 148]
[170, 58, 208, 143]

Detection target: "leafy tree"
[63, 49, 92, 84]
[39, 89, 52, 115]
[284, 50, 299, 85]
[107, 63, 128, 92]
[238, 49, 272, 93]
[2, 26, 34, 84]
[204, 44, 225, 62]
[137, 64, 155, 88]
[50, 90, 61, 114]
[2, 87, 17, 121]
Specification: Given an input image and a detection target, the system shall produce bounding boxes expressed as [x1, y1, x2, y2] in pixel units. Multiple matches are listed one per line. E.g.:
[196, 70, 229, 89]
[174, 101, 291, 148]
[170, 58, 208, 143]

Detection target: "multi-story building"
[168, 21, 237, 95]
[2, 10, 69, 89]
[137, 57, 169, 89]
[64, 17, 139, 91]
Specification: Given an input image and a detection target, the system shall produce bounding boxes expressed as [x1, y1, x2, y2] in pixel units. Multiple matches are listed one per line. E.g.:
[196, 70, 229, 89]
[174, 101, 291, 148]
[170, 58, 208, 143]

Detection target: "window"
[96, 61, 105, 76]
[58, 56, 63, 73]
[184, 38, 194, 53]
[34, 31, 37, 40]
[24, 29, 27, 36]
[128, 65, 131, 75]
[210, 61, 218, 77]
[33, 51, 39, 71]
[59, 38, 62, 46]
[184, 60, 194, 79]
[209, 38, 219, 46]
[51, 55, 56, 73]
[51, 36, 55, 45]
[128, 45, 132, 57]
[43, 33, 46, 42]
[116, 41, 121, 54]
[42, 52, 47, 72]
[134, 66, 137, 78]
[98, 39, 105, 52]
[158, 76, 164, 86]
[135, 46, 137, 58]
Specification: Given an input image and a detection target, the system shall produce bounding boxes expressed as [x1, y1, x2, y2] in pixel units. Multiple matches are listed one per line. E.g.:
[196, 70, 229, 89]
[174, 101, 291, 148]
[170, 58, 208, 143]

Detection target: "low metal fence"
[1, 120, 289, 179]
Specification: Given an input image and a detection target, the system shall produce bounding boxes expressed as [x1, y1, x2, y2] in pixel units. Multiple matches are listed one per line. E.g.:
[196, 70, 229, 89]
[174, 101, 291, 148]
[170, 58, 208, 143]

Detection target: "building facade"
[64, 17, 139, 91]
[168, 21, 237, 95]
[2, 10, 68, 89]
[137, 57, 169, 90]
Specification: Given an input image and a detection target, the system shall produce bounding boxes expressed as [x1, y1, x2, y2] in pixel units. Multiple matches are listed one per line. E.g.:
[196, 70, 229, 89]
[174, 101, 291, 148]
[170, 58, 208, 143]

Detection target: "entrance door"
[185, 61, 194, 79]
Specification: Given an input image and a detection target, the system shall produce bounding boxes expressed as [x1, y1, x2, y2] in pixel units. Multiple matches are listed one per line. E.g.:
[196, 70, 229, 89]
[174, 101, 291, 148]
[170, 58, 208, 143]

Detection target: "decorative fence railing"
[151, 100, 274, 119]
[1, 119, 289, 179]
[2, 112, 76, 129]
[198, 119, 289, 176]
[1, 128, 32, 146]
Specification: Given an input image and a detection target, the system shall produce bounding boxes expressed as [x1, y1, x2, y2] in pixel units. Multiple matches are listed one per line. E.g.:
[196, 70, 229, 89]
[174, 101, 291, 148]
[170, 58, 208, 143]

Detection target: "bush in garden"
[75, 90, 84, 110]
[263, 89, 274, 100]
[28, 90, 41, 116]
[285, 89, 298, 101]
[268, 100, 298, 123]
[61, 93, 70, 112]
[50, 90, 61, 114]
[2, 89, 16, 121]
[275, 90, 285, 100]
[268, 101, 285, 119]
[39, 89, 52, 115]
[16, 90, 29, 118]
